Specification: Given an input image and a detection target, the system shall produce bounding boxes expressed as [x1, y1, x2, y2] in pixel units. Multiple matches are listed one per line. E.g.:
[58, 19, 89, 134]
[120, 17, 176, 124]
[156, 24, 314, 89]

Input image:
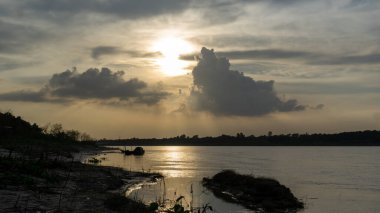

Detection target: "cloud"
[217, 49, 318, 60]
[91, 46, 121, 59]
[0, 20, 47, 54]
[25, 0, 190, 19]
[0, 67, 169, 105]
[188, 35, 273, 50]
[310, 53, 380, 65]
[181, 49, 380, 65]
[188, 47, 305, 116]
[91, 46, 161, 59]
[180, 49, 317, 62]
[190, 1, 247, 25]
[0, 56, 40, 72]
[0, 61, 37, 72]
[315, 104, 324, 110]
[0, 90, 51, 103]
[279, 82, 380, 94]
[345, 0, 380, 9]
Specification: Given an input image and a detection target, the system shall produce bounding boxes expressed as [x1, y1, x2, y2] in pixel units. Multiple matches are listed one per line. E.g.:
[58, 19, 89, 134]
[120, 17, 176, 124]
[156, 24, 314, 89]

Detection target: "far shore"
[98, 130, 380, 146]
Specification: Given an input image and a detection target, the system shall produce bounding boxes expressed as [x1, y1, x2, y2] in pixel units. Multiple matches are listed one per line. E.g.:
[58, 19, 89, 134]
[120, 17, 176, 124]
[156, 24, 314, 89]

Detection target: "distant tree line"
[99, 130, 380, 146]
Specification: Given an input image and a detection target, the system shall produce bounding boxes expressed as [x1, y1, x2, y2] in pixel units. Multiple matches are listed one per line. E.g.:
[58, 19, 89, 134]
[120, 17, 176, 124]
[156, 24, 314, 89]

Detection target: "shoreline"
[0, 147, 162, 212]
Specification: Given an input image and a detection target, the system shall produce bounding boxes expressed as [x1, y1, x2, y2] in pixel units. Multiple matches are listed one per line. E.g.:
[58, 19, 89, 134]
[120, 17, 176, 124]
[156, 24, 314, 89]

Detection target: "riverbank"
[0, 112, 164, 212]
[0, 147, 162, 212]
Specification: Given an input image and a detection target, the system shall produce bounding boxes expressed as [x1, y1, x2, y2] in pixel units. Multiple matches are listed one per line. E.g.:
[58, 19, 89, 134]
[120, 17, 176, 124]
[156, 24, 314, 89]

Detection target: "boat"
[121, 146, 145, 156]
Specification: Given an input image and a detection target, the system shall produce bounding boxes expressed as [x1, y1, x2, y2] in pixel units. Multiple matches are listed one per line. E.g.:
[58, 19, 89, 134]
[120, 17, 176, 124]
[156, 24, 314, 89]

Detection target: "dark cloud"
[192, 1, 246, 25]
[0, 62, 22, 72]
[345, 0, 380, 9]
[91, 46, 161, 60]
[181, 49, 318, 62]
[218, 0, 307, 6]
[314, 104, 324, 110]
[217, 49, 318, 60]
[25, 0, 190, 19]
[0, 88, 52, 103]
[91, 46, 120, 59]
[310, 53, 380, 65]
[278, 82, 380, 94]
[231, 62, 290, 76]
[0, 67, 169, 105]
[189, 47, 305, 116]
[221, 50, 380, 65]
[181, 49, 380, 65]
[0, 56, 40, 72]
[347, 0, 369, 7]
[269, 0, 307, 4]
[0, 61, 37, 72]
[0, 20, 47, 54]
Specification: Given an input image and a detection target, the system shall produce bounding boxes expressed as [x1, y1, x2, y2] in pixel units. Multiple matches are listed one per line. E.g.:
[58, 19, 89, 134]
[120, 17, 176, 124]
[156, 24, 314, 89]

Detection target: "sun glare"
[152, 36, 194, 76]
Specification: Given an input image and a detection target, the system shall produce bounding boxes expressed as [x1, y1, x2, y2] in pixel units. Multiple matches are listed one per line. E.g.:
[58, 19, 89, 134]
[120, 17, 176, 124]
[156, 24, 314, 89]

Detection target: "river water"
[96, 146, 380, 212]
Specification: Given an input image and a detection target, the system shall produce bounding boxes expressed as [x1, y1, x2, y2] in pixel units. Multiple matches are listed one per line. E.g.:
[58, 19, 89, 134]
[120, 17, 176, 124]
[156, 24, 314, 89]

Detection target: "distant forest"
[99, 131, 380, 146]
[1, 111, 379, 146]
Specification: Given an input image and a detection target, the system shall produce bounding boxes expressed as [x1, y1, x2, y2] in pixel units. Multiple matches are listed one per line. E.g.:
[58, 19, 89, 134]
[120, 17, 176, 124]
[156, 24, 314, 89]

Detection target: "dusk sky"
[0, 0, 379, 139]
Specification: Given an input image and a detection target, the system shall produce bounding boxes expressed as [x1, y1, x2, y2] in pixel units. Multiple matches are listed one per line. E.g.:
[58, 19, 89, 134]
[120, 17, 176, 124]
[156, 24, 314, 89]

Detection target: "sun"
[152, 36, 194, 76]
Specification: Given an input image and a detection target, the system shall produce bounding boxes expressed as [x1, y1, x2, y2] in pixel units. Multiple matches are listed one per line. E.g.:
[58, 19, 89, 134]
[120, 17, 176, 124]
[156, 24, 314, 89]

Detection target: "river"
[95, 146, 380, 212]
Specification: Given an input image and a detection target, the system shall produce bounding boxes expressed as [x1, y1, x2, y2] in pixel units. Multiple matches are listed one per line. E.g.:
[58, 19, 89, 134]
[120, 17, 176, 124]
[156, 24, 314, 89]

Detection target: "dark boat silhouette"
[121, 146, 145, 156]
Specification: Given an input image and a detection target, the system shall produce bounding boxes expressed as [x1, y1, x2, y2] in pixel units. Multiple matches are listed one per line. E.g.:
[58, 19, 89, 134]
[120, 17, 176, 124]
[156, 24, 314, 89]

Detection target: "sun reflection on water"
[164, 146, 181, 160]
[159, 146, 197, 178]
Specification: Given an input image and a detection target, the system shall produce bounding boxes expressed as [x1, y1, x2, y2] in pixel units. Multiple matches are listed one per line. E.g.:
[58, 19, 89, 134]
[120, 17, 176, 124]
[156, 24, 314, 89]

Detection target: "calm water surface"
[96, 146, 380, 213]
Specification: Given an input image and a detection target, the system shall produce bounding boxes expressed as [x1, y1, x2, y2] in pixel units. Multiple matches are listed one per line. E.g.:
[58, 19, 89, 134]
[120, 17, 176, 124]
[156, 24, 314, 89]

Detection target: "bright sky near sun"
[0, 0, 379, 138]
[152, 36, 194, 76]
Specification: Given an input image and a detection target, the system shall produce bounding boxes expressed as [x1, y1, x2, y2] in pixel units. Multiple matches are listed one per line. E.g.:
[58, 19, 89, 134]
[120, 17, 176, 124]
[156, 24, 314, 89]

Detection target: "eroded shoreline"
[0, 149, 162, 212]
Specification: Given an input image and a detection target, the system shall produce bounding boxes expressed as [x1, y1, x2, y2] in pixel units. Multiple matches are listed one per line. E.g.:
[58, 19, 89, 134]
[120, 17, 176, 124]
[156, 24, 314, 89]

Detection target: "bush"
[203, 170, 304, 212]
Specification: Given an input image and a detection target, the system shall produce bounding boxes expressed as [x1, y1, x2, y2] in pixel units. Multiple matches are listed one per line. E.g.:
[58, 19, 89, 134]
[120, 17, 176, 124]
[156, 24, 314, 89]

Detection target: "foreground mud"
[0, 159, 161, 213]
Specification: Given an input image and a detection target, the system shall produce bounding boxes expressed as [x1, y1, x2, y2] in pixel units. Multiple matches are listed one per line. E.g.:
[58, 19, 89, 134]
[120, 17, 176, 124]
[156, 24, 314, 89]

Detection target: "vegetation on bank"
[0, 111, 96, 158]
[0, 112, 159, 212]
[100, 130, 380, 146]
[0, 111, 93, 142]
[203, 170, 304, 212]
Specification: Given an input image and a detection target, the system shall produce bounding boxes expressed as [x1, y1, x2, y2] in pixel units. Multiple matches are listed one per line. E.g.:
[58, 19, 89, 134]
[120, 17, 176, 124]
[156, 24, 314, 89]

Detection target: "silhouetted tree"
[65, 130, 80, 141]
[236, 132, 245, 138]
[50, 123, 64, 136]
[80, 132, 92, 141]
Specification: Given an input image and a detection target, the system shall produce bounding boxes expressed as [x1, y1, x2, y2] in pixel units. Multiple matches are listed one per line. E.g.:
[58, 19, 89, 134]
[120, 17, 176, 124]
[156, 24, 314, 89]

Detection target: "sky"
[0, 0, 379, 139]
